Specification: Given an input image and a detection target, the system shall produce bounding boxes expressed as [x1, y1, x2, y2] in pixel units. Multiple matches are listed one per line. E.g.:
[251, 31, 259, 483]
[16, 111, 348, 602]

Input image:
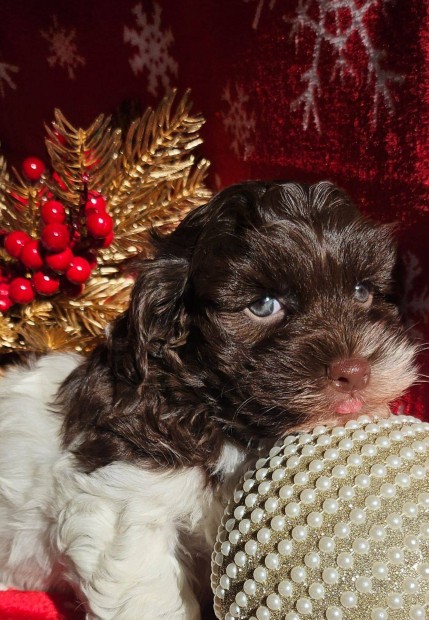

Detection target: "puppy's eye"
[247, 296, 282, 318]
[354, 282, 373, 306]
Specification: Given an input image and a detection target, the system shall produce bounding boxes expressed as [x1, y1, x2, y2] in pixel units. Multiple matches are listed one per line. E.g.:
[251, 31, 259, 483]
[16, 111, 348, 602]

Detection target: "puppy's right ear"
[108, 254, 190, 383]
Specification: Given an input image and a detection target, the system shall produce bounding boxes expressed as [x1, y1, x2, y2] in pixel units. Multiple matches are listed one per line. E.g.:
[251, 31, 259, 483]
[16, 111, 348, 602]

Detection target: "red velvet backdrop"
[0, 1, 428, 618]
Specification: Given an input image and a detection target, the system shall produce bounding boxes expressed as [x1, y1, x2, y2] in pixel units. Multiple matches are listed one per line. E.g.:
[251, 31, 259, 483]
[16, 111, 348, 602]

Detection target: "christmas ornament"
[212, 414, 429, 620]
[0, 91, 211, 354]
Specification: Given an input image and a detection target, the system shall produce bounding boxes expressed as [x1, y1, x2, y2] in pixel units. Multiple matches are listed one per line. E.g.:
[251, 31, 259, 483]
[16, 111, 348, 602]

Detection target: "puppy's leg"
[57, 497, 201, 620]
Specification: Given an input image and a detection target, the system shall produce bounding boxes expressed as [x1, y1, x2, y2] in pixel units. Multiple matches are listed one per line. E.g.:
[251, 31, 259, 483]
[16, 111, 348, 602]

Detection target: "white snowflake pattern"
[0, 60, 18, 98]
[400, 252, 429, 340]
[285, 0, 402, 132]
[41, 16, 85, 80]
[124, 2, 178, 97]
[222, 83, 256, 160]
[244, 0, 277, 29]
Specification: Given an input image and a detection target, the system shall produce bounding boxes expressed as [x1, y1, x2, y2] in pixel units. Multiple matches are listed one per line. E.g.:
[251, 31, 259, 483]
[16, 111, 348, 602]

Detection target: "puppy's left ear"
[109, 255, 190, 382]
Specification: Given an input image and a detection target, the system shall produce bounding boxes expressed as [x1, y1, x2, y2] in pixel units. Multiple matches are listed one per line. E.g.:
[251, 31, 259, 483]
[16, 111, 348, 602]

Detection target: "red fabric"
[0, 1, 428, 617]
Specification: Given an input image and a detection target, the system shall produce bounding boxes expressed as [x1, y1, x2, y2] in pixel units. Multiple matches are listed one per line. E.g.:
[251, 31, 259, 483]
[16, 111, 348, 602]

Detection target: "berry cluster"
[0, 157, 114, 312]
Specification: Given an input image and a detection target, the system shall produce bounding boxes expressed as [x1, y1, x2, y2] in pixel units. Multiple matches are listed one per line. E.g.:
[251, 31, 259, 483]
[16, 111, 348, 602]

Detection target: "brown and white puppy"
[0, 181, 417, 619]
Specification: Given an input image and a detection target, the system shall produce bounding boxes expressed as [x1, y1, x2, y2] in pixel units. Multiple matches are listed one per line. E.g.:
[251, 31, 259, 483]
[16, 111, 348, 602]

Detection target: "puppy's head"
[62, 181, 417, 470]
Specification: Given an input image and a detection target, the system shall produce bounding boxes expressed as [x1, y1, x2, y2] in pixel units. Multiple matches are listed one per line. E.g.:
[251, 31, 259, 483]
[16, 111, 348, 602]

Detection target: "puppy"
[0, 181, 417, 619]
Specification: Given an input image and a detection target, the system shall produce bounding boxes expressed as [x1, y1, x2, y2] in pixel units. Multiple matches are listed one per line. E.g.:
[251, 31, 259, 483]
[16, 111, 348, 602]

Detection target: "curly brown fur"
[59, 181, 417, 475]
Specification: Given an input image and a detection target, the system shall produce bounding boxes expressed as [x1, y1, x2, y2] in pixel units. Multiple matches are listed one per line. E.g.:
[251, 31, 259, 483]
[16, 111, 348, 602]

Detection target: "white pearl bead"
[350, 508, 366, 524]
[418, 563, 429, 579]
[301, 488, 316, 504]
[292, 525, 308, 541]
[412, 440, 426, 452]
[258, 481, 271, 495]
[229, 602, 240, 617]
[245, 494, 258, 508]
[390, 430, 404, 441]
[285, 502, 300, 518]
[371, 608, 388, 620]
[403, 501, 419, 517]
[299, 433, 313, 444]
[338, 485, 355, 500]
[371, 463, 387, 477]
[278, 539, 293, 556]
[243, 579, 257, 596]
[375, 436, 390, 448]
[387, 547, 403, 563]
[272, 468, 285, 482]
[214, 552, 224, 566]
[271, 515, 285, 531]
[245, 540, 258, 556]
[251, 508, 264, 524]
[361, 443, 377, 457]
[256, 605, 270, 620]
[332, 465, 348, 478]
[420, 522, 429, 538]
[339, 438, 353, 450]
[234, 505, 246, 520]
[316, 475, 331, 490]
[332, 426, 346, 436]
[346, 420, 360, 429]
[266, 593, 282, 611]
[400, 446, 415, 460]
[243, 479, 255, 492]
[353, 429, 368, 442]
[265, 553, 280, 570]
[403, 577, 419, 594]
[225, 518, 235, 532]
[324, 448, 339, 460]
[380, 483, 396, 498]
[410, 605, 426, 620]
[215, 585, 225, 599]
[323, 498, 339, 514]
[386, 455, 401, 468]
[244, 469, 255, 480]
[405, 534, 420, 550]
[269, 445, 282, 457]
[411, 464, 426, 479]
[229, 529, 240, 544]
[317, 434, 331, 446]
[304, 551, 320, 568]
[284, 444, 297, 456]
[220, 574, 230, 589]
[308, 582, 325, 599]
[264, 497, 278, 513]
[302, 445, 316, 458]
[239, 519, 251, 535]
[307, 511, 324, 528]
[347, 453, 362, 467]
[319, 536, 335, 553]
[294, 471, 309, 485]
[337, 552, 353, 569]
[313, 425, 328, 435]
[355, 474, 371, 488]
[334, 522, 350, 538]
[257, 528, 271, 544]
[278, 579, 293, 597]
[365, 493, 382, 509]
[325, 605, 343, 619]
[352, 537, 370, 554]
[322, 567, 338, 584]
[286, 456, 300, 469]
[279, 484, 293, 500]
[290, 566, 306, 583]
[386, 512, 402, 529]
[369, 525, 386, 541]
[221, 541, 231, 556]
[256, 457, 267, 469]
[296, 597, 312, 615]
[226, 563, 238, 579]
[235, 591, 248, 607]
[386, 592, 403, 609]
[285, 614, 300, 620]
[340, 591, 357, 608]
[235, 551, 247, 567]
[234, 490, 244, 502]
[395, 473, 411, 488]
[355, 576, 372, 593]
[372, 562, 388, 579]
[309, 459, 325, 473]
[269, 456, 282, 468]
[253, 566, 267, 583]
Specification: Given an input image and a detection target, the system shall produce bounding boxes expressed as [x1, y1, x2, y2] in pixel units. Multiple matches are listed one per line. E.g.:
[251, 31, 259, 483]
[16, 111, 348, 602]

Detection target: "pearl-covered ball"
[212, 415, 429, 619]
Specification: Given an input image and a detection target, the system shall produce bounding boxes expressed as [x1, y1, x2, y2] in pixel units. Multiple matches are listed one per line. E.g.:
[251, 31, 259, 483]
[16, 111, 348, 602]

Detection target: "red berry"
[52, 171, 68, 191]
[20, 240, 44, 270]
[52, 129, 67, 146]
[86, 212, 113, 239]
[45, 247, 74, 273]
[32, 269, 60, 296]
[22, 157, 46, 181]
[79, 250, 98, 270]
[41, 223, 70, 252]
[40, 200, 66, 224]
[91, 230, 114, 249]
[4, 231, 31, 258]
[61, 279, 84, 298]
[9, 278, 34, 304]
[65, 257, 91, 284]
[85, 192, 107, 213]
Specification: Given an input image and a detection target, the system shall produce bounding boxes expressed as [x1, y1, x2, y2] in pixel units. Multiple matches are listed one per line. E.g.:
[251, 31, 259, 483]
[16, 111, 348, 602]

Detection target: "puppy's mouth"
[334, 395, 364, 415]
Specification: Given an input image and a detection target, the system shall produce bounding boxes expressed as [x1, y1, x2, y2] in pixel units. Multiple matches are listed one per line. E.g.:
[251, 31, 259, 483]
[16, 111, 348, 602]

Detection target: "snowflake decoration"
[244, 0, 277, 29]
[124, 2, 178, 97]
[285, 0, 403, 132]
[400, 251, 429, 341]
[221, 83, 256, 160]
[41, 16, 85, 80]
[0, 60, 18, 98]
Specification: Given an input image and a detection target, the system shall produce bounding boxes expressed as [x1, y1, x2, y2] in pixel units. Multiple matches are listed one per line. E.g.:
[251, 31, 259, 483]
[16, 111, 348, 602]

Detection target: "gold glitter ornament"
[212, 414, 429, 620]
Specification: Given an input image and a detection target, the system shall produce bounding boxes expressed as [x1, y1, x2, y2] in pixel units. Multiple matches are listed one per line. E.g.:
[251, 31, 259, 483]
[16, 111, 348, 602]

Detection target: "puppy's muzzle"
[328, 357, 371, 393]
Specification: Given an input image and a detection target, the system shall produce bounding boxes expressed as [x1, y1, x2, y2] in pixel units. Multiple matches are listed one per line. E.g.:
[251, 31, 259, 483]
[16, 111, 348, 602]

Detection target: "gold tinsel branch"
[0, 91, 212, 354]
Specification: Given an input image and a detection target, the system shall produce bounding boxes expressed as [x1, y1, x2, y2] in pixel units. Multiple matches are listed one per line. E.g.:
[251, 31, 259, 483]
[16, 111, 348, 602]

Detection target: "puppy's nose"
[328, 358, 371, 392]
